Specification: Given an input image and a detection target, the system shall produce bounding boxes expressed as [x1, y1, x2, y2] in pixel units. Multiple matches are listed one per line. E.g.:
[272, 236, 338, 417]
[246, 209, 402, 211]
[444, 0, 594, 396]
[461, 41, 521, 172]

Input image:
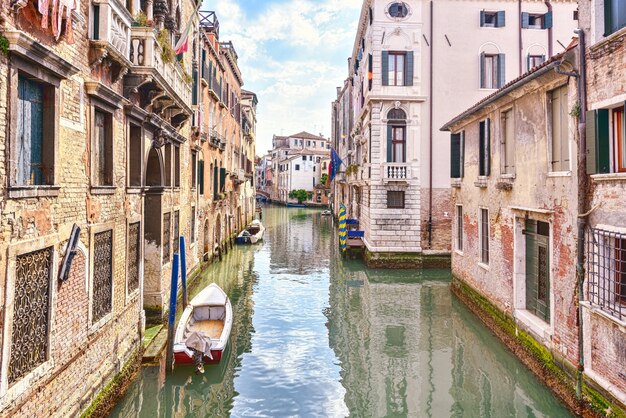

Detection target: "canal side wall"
[452, 276, 626, 417]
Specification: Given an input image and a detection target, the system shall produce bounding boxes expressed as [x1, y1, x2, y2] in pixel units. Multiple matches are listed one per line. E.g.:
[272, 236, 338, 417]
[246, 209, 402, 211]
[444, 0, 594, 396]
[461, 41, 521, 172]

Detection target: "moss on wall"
[364, 250, 451, 269]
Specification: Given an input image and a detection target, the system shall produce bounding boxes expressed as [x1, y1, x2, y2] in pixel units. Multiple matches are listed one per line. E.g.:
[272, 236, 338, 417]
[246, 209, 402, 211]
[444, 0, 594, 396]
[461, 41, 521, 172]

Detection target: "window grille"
[586, 228, 626, 321]
[480, 209, 490, 264]
[128, 222, 140, 292]
[387, 191, 405, 208]
[173, 210, 180, 254]
[93, 230, 113, 323]
[163, 213, 171, 264]
[9, 247, 52, 384]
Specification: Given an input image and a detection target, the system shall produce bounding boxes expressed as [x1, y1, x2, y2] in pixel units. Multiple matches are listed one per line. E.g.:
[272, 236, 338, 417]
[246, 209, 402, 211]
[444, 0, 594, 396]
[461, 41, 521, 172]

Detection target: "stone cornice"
[85, 81, 128, 109]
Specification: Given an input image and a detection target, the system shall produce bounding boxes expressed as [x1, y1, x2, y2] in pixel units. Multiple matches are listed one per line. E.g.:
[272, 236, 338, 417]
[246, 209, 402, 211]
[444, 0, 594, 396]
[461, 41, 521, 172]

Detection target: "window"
[127, 222, 140, 293]
[191, 151, 197, 189]
[388, 2, 409, 18]
[521, 12, 553, 29]
[15, 75, 55, 187]
[302, 156, 306, 161]
[313, 141, 316, 148]
[456, 205, 464, 252]
[173, 210, 179, 254]
[527, 54, 545, 71]
[525, 220, 551, 323]
[295, 164, 300, 171]
[502, 109, 515, 174]
[387, 191, 405, 208]
[586, 228, 626, 321]
[450, 131, 465, 178]
[549, 86, 570, 172]
[307, 141, 311, 147]
[93, 230, 113, 322]
[604, 0, 626, 35]
[9, 247, 52, 384]
[387, 108, 407, 163]
[480, 10, 505, 27]
[129, 125, 142, 187]
[164, 143, 172, 187]
[479, 119, 491, 176]
[480, 53, 505, 89]
[163, 212, 171, 265]
[93, 109, 113, 186]
[382, 51, 414, 87]
[388, 52, 404, 86]
[480, 208, 490, 264]
[174, 146, 180, 187]
[614, 107, 625, 172]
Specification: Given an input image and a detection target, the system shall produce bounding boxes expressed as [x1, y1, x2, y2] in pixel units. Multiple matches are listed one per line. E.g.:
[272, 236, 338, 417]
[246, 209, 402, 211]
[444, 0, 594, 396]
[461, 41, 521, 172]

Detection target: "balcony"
[383, 163, 410, 183]
[234, 169, 246, 184]
[89, 0, 132, 79]
[124, 27, 192, 127]
[209, 128, 221, 148]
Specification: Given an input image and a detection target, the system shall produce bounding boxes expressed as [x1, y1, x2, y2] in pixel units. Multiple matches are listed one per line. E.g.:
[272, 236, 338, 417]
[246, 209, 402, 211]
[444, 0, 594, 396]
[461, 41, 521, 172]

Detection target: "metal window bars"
[586, 228, 626, 321]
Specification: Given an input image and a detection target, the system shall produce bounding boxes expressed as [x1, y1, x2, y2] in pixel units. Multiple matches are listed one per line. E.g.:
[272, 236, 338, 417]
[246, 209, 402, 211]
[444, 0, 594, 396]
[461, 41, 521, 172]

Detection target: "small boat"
[235, 220, 265, 244]
[173, 283, 233, 368]
[286, 202, 306, 208]
[321, 210, 332, 216]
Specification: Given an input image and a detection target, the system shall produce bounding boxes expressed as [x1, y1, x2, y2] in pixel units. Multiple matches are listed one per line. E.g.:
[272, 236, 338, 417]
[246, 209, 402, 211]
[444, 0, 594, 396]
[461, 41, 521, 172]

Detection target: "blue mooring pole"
[180, 236, 188, 307]
[165, 253, 179, 372]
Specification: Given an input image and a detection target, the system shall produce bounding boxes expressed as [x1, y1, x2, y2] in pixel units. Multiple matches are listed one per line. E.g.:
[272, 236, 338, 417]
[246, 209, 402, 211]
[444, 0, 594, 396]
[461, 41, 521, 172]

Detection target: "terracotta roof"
[441, 39, 578, 132]
[287, 131, 328, 140]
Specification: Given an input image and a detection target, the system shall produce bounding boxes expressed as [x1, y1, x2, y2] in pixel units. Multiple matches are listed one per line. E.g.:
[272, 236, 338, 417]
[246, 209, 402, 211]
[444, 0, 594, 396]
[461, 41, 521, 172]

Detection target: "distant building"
[332, 0, 577, 266]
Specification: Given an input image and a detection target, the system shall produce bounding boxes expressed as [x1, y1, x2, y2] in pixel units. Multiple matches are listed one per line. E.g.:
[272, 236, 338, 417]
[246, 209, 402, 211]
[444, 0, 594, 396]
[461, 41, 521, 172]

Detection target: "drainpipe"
[518, 0, 523, 75]
[428, 0, 433, 249]
[574, 27, 587, 400]
[545, 1, 553, 57]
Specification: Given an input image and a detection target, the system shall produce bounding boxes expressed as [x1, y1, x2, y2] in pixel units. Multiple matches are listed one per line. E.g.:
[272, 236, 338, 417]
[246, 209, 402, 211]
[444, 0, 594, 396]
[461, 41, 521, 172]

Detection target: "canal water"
[110, 206, 572, 418]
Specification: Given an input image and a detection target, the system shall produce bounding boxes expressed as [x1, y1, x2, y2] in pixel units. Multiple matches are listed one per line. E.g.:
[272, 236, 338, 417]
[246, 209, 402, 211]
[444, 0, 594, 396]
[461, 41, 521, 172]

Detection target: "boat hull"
[174, 348, 224, 365]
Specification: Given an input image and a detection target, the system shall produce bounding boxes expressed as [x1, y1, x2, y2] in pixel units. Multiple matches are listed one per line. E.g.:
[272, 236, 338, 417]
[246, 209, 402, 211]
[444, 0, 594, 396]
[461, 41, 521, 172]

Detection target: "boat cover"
[185, 332, 213, 359]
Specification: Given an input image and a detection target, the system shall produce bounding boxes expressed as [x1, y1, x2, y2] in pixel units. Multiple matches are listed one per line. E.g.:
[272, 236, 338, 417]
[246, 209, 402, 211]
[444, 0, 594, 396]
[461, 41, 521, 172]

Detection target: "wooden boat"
[286, 202, 306, 208]
[321, 210, 332, 216]
[235, 220, 265, 244]
[173, 283, 233, 366]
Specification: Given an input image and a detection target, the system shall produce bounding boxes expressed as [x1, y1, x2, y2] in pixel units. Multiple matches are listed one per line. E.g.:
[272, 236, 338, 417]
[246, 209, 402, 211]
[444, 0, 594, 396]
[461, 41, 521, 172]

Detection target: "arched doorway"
[215, 214, 222, 248]
[143, 146, 164, 311]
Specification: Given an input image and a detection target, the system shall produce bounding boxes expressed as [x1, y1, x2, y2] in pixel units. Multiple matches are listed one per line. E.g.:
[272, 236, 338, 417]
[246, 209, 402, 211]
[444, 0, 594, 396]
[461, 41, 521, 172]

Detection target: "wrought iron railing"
[163, 212, 171, 265]
[586, 227, 626, 321]
[128, 222, 140, 292]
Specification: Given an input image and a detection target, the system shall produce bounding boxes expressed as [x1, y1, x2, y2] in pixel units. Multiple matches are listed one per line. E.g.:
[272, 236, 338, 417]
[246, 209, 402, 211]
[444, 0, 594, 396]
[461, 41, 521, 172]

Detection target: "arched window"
[387, 109, 407, 163]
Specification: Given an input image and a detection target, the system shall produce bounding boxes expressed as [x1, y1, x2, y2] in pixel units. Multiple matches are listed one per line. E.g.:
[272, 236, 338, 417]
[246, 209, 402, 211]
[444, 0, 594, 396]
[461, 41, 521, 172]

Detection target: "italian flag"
[174, 5, 200, 55]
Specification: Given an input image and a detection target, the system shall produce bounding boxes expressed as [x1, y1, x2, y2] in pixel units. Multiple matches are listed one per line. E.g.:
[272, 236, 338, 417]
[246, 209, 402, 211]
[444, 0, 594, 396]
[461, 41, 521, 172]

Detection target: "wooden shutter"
[480, 10, 486, 27]
[596, 109, 610, 173]
[387, 125, 393, 162]
[604, 0, 613, 35]
[451, 133, 461, 178]
[213, 165, 219, 199]
[368, 53, 373, 90]
[17, 76, 44, 186]
[521, 12, 529, 29]
[382, 51, 389, 86]
[479, 52, 485, 89]
[460, 131, 465, 177]
[496, 10, 506, 27]
[479, 121, 486, 175]
[486, 118, 491, 176]
[404, 51, 414, 86]
[497, 54, 506, 88]
[220, 167, 227, 192]
[198, 160, 204, 194]
[586, 110, 597, 174]
[192, 69, 198, 105]
[480, 119, 491, 176]
[542, 11, 553, 29]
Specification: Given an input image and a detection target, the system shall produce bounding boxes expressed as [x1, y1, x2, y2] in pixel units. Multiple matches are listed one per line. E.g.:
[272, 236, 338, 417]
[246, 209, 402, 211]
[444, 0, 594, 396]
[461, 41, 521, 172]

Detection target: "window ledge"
[591, 173, 626, 182]
[474, 178, 488, 188]
[451, 178, 462, 188]
[547, 171, 572, 178]
[478, 262, 490, 271]
[91, 186, 116, 195]
[8, 185, 61, 199]
[126, 187, 142, 194]
[89, 312, 113, 336]
[500, 173, 516, 179]
[454, 249, 464, 256]
[591, 26, 626, 52]
[581, 301, 626, 329]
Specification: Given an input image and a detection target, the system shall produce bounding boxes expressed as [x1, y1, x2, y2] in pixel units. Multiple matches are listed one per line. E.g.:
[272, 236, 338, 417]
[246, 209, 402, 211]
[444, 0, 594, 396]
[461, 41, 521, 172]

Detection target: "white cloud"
[203, 0, 362, 154]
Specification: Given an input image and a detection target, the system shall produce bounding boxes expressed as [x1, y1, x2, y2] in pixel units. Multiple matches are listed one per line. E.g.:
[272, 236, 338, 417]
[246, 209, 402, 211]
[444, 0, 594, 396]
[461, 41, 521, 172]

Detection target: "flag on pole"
[174, 4, 201, 55]
[328, 148, 343, 183]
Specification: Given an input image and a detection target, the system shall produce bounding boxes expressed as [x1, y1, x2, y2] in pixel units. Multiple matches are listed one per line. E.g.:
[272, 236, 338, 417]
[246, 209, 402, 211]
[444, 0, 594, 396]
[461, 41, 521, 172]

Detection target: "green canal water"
[110, 206, 572, 417]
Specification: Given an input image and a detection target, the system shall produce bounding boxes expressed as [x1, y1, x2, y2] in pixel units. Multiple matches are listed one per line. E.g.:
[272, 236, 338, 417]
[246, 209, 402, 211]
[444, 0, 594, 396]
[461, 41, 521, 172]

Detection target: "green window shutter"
[526, 54, 531, 72]
[596, 109, 610, 173]
[486, 118, 491, 176]
[93, 6, 100, 40]
[404, 51, 414, 86]
[220, 167, 227, 192]
[496, 10, 506, 27]
[451, 133, 461, 178]
[480, 11, 486, 27]
[479, 52, 485, 88]
[497, 54, 506, 88]
[382, 51, 389, 86]
[604, 0, 613, 35]
[192, 69, 198, 105]
[387, 125, 393, 162]
[461, 131, 465, 177]
[368, 53, 373, 90]
[213, 166, 219, 199]
[480, 119, 491, 176]
[521, 12, 530, 29]
[479, 121, 486, 175]
[198, 160, 204, 194]
[585, 110, 597, 174]
[542, 11, 553, 29]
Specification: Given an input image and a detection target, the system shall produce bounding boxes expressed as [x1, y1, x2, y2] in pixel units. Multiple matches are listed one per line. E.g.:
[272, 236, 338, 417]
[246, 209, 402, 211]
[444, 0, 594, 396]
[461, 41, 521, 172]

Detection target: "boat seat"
[193, 306, 226, 321]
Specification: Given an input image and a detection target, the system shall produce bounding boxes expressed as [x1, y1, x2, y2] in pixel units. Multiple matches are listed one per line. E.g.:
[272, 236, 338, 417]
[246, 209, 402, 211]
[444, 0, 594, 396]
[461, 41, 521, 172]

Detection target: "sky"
[202, 0, 363, 156]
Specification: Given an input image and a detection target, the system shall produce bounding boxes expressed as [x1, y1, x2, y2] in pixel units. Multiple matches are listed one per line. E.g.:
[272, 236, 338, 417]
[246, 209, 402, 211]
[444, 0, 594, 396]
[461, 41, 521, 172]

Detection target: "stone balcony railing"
[90, 0, 132, 71]
[129, 27, 192, 106]
[383, 163, 410, 182]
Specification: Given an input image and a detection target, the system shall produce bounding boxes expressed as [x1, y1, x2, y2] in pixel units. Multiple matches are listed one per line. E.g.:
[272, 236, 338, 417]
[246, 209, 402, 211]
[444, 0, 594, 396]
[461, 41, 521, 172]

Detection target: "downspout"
[545, 1, 553, 57]
[518, 0, 523, 75]
[428, 0, 433, 249]
[574, 27, 587, 400]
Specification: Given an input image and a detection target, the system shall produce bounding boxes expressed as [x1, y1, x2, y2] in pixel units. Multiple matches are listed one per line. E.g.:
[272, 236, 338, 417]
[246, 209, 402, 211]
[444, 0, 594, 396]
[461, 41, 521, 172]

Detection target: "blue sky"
[202, 0, 363, 155]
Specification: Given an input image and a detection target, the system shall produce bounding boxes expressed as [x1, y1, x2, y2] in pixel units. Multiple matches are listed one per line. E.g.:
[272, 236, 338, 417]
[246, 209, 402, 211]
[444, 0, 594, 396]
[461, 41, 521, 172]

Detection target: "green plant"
[345, 164, 359, 176]
[182, 68, 193, 85]
[320, 173, 328, 185]
[0, 35, 9, 56]
[133, 11, 149, 27]
[157, 29, 174, 63]
[289, 189, 309, 204]
[570, 101, 581, 119]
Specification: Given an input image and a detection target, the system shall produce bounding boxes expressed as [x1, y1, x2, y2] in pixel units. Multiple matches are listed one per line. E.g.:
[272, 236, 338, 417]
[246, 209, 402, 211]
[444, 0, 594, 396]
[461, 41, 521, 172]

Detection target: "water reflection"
[110, 206, 571, 418]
